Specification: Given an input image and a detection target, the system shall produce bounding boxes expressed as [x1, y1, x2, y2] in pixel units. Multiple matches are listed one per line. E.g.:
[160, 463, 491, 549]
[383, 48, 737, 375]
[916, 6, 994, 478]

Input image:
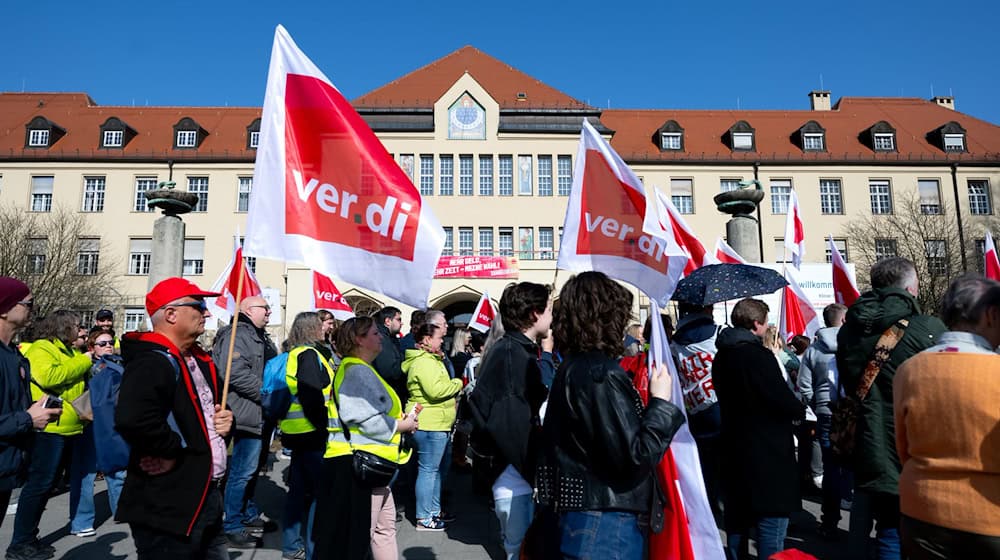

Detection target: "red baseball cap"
[145, 277, 221, 316]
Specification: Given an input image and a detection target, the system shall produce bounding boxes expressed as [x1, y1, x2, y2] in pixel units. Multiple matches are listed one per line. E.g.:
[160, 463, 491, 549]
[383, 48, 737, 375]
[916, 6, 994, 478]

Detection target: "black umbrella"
[671, 263, 788, 306]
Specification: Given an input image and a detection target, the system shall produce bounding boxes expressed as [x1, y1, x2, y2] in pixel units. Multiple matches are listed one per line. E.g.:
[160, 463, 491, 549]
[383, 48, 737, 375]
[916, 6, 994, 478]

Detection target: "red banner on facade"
[434, 256, 519, 279]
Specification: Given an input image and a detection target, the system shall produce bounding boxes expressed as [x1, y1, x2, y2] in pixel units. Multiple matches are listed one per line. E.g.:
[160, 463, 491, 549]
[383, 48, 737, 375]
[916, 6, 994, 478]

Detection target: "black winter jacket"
[0, 342, 34, 490]
[115, 332, 224, 537]
[372, 324, 406, 403]
[537, 351, 685, 518]
[468, 332, 548, 481]
[281, 344, 332, 452]
[211, 313, 277, 436]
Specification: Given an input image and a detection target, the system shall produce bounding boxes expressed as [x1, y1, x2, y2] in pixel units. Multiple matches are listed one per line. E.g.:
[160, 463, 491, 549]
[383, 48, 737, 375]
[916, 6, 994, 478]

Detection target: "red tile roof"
[352, 46, 591, 110]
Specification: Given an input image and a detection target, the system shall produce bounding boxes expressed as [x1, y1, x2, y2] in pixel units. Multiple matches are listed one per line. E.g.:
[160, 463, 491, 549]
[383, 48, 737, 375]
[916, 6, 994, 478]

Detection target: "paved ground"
[0, 458, 864, 559]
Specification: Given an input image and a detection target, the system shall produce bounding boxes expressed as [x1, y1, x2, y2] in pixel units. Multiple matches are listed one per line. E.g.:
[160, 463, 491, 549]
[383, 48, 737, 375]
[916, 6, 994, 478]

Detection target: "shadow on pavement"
[61, 531, 129, 559]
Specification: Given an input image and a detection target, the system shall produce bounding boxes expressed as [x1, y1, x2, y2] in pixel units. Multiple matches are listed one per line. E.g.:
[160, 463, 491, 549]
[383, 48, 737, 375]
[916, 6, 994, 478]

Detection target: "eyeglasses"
[169, 300, 208, 312]
[94, 340, 114, 348]
[250, 305, 271, 312]
[16, 300, 33, 308]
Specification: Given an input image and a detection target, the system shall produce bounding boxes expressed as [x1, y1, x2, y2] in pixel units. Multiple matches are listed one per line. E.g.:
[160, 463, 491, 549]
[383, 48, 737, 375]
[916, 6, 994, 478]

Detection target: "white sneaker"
[812, 475, 824, 488]
[72, 528, 96, 537]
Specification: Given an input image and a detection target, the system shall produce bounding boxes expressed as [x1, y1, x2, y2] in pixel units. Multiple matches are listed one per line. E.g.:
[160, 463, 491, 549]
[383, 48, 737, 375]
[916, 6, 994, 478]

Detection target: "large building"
[2, 46, 999, 334]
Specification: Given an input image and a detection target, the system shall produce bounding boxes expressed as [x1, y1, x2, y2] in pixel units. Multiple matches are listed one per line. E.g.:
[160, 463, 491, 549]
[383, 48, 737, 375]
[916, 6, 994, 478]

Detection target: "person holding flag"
[537, 272, 685, 559]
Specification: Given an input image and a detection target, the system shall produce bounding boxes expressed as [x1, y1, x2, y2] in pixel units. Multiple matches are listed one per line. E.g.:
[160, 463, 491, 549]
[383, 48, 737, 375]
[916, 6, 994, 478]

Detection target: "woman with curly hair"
[537, 271, 686, 559]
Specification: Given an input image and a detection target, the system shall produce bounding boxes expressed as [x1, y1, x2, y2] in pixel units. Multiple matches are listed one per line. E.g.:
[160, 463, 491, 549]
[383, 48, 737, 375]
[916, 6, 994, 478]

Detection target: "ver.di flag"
[829, 235, 859, 306]
[985, 230, 1000, 282]
[558, 119, 687, 307]
[244, 25, 445, 308]
[779, 267, 822, 342]
[209, 230, 262, 318]
[714, 237, 747, 265]
[784, 188, 806, 269]
[312, 271, 354, 320]
[644, 189, 711, 276]
[468, 291, 496, 333]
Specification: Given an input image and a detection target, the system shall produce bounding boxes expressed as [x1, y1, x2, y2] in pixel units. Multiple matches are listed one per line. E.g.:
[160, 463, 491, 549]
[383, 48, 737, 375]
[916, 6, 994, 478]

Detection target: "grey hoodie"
[796, 326, 838, 415]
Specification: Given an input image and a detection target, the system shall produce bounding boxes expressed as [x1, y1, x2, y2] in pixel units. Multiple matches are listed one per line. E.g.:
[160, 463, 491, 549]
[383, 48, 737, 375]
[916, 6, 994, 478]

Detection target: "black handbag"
[330, 373, 400, 488]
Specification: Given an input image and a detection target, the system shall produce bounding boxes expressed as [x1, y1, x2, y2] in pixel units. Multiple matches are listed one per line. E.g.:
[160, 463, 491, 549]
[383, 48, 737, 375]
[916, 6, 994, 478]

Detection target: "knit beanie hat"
[0, 278, 30, 315]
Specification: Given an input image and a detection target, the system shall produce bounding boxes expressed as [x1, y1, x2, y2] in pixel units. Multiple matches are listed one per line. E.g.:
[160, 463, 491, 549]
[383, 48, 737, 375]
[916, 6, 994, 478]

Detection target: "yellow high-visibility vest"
[279, 345, 333, 435]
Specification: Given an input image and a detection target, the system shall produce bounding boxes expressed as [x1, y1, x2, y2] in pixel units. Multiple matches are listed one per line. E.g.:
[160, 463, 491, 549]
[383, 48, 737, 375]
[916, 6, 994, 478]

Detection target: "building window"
[925, 240, 948, 275]
[518, 156, 533, 195]
[918, 179, 942, 214]
[803, 133, 824, 151]
[28, 129, 49, 147]
[539, 227, 554, 260]
[176, 130, 197, 148]
[519, 227, 534, 260]
[770, 179, 792, 214]
[30, 176, 54, 212]
[773, 239, 790, 263]
[26, 238, 46, 275]
[557, 155, 573, 196]
[134, 177, 157, 212]
[498, 156, 514, 196]
[458, 227, 473, 256]
[869, 180, 893, 214]
[479, 228, 494, 256]
[103, 130, 123, 148]
[968, 180, 992, 215]
[819, 179, 843, 214]
[943, 133, 965, 152]
[538, 155, 553, 197]
[825, 239, 848, 263]
[975, 239, 987, 273]
[670, 179, 694, 214]
[237, 177, 253, 212]
[249, 131, 260, 149]
[733, 132, 753, 150]
[661, 133, 682, 150]
[874, 238, 898, 261]
[458, 155, 473, 196]
[720, 179, 741, 192]
[82, 177, 106, 213]
[76, 238, 100, 275]
[237, 237, 256, 273]
[419, 155, 434, 196]
[498, 227, 514, 256]
[183, 239, 205, 275]
[128, 238, 152, 275]
[873, 133, 895, 151]
[479, 156, 493, 196]
[124, 309, 147, 332]
[188, 177, 208, 212]
[439, 155, 454, 196]
[442, 227, 453, 256]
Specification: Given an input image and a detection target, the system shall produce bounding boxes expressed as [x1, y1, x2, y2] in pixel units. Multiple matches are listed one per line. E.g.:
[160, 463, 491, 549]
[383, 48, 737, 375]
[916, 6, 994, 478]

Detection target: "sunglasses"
[93, 340, 114, 348]
[249, 304, 272, 312]
[16, 300, 33, 308]
[169, 300, 208, 312]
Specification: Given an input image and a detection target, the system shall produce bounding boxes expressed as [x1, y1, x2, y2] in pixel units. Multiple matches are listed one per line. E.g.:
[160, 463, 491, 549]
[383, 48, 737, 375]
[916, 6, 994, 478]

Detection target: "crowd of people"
[0, 256, 996, 560]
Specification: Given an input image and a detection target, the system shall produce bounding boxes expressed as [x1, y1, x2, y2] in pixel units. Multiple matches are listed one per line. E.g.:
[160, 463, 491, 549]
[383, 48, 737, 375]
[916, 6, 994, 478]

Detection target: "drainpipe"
[754, 161, 764, 261]
[951, 163, 968, 272]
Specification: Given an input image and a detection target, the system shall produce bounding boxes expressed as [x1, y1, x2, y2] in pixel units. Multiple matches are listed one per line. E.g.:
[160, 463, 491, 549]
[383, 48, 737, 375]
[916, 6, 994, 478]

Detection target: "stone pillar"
[148, 215, 186, 289]
[714, 187, 765, 263]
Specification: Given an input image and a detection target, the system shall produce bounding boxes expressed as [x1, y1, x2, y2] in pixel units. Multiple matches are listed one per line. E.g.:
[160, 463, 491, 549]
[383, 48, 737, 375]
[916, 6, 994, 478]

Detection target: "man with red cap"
[114, 277, 234, 559]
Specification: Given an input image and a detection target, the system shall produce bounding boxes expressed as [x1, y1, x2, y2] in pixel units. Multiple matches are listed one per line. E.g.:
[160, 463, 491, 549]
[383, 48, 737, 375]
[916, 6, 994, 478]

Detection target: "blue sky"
[5, 0, 999, 124]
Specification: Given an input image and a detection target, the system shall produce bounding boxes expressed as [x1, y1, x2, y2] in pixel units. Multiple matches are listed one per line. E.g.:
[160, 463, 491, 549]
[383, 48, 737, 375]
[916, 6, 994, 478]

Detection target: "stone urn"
[145, 181, 199, 216]
[714, 187, 764, 217]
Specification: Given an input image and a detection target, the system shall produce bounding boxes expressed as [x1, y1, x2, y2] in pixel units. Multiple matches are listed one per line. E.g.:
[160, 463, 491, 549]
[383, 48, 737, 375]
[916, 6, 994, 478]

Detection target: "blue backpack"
[261, 352, 292, 421]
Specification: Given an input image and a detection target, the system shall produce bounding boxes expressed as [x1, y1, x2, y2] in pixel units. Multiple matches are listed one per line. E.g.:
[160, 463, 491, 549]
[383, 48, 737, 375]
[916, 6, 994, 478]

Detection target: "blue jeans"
[726, 516, 788, 560]
[70, 427, 98, 532]
[104, 470, 126, 518]
[222, 433, 263, 533]
[412, 430, 451, 521]
[282, 449, 323, 556]
[849, 490, 901, 560]
[494, 493, 534, 560]
[559, 510, 644, 560]
[11, 432, 71, 547]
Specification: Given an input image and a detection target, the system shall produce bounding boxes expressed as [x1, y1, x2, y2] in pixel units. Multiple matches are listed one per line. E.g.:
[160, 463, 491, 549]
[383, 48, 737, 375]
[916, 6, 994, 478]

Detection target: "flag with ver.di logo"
[244, 25, 445, 308]
[312, 271, 354, 320]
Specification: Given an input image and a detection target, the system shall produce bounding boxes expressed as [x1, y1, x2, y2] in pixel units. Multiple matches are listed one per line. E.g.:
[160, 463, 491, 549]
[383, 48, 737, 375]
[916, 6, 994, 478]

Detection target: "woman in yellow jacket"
[8, 310, 93, 558]
[403, 322, 463, 531]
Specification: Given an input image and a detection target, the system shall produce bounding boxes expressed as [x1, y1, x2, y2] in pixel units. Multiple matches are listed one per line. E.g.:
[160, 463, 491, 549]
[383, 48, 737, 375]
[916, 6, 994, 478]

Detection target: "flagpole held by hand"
[220, 257, 246, 410]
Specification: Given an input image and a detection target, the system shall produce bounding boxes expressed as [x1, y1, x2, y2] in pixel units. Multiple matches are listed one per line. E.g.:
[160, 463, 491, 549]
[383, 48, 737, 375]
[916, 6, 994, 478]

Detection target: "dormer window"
[944, 134, 964, 151]
[99, 117, 136, 149]
[727, 121, 755, 151]
[247, 118, 261, 149]
[653, 120, 684, 152]
[797, 120, 827, 152]
[932, 121, 967, 153]
[874, 133, 894, 151]
[24, 116, 65, 149]
[172, 117, 207, 149]
[865, 121, 897, 152]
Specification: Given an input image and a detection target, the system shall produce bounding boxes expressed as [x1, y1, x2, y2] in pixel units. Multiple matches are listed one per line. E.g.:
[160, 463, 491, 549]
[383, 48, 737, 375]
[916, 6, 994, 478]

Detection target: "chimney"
[932, 96, 955, 110]
[809, 90, 831, 111]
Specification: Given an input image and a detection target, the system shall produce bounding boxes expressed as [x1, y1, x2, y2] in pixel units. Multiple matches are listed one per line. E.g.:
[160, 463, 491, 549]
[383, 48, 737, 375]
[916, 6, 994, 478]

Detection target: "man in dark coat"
[713, 298, 805, 560]
[837, 257, 945, 558]
[371, 306, 404, 401]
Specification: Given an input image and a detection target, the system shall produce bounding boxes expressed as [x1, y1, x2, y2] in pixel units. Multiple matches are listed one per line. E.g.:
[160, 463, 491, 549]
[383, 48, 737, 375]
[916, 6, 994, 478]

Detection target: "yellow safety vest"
[324, 356, 411, 465]
[280, 345, 334, 435]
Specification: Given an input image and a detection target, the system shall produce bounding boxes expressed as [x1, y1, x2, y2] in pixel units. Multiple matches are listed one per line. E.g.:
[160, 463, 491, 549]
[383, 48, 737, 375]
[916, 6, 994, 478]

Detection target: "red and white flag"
[784, 189, 806, 269]
[645, 190, 711, 276]
[468, 291, 496, 333]
[985, 230, 1000, 282]
[714, 237, 747, 265]
[829, 235, 860, 306]
[558, 120, 687, 307]
[779, 268, 822, 342]
[312, 271, 354, 320]
[244, 26, 445, 308]
[210, 232, 262, 318]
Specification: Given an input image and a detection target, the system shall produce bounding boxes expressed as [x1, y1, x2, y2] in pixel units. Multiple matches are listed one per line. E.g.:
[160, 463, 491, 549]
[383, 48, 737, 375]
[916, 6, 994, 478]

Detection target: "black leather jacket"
[537, 351, 685, 524]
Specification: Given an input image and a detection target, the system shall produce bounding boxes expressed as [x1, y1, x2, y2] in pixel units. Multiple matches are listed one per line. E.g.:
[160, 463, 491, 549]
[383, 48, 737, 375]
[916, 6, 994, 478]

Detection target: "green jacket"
[836, 287, 946, 495]
[402, 349, 462, 432]
[24, 338, 92, 436]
